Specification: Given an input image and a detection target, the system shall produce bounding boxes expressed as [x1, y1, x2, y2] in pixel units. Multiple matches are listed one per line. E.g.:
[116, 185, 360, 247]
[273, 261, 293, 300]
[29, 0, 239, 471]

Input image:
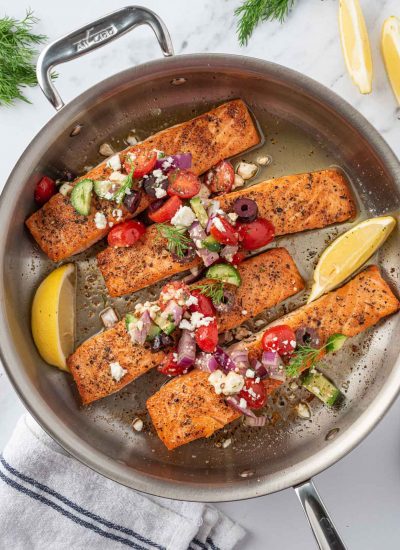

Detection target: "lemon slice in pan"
[308, 216, 396, 303]
[31, 263, 76, 371]
[381, 16, 400, 105]
[339, 0, 373, 94]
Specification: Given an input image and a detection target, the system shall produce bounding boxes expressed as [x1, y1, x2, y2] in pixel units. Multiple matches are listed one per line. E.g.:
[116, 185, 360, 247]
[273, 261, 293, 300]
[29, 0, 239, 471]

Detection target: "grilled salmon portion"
[68, 249, 303, 404]
[147, 266, 399, 450]
[98, 168, 355, 297]
[26, 100, 259, 262]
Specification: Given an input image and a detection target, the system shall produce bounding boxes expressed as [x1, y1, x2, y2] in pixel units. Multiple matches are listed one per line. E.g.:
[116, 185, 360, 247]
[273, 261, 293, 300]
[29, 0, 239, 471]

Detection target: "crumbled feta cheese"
[59, 183, 73, 196]
[227, 212, 238, 224]
[223, 371, 245, 395]
[108, 222, 114, 228]
[106, 154, 121, 171]
[246, 369, 255, 379]
[212, 217, 226, 232]
[152, 168, 168, 186]
[208, 370, 226, 395]
[110, 361, 127, 382]
[172, 352, 178, 362]
[171, 205, 196, 228]
[179, 311, 214, 331]
[94, 212, 107, 229]
[154, 187, 167, 198]
[233, 174, 245, 189]
[112, 208, 123, 222]
[290, 340, 297, 348]
[257, 155, 272, 166]
[109, 171, 126, 183]
[132, 418, 143, 431]
[255, 377, 260, 383]
[126, 134, 138, 146]
[179, 319, 193, 331]
[236, 161, 258, 180]
[186, 295, 198, 307]
[239, 397, 248, 409]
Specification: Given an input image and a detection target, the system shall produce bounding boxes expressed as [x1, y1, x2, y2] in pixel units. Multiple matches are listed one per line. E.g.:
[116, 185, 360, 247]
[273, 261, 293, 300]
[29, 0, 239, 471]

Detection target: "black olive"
[295, 326, 321, 349]
[172, 241, 196, 264]
[151, 333, 173, 351]
[123, 189, 142, 214]
[233, 198, 258, 222]
[143, 174, 169, 197]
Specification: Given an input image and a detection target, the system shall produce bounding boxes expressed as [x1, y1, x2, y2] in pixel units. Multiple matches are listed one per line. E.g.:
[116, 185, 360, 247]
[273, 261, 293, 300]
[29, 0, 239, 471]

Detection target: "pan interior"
[2, 58, 400, 499]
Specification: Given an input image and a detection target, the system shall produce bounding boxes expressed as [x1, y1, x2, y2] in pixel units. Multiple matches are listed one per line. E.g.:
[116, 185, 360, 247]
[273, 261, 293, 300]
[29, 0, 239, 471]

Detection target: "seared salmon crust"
[68, 248, 304, 404]
[26, 100, 259, 262]
[147, 266, 399, 450]
[98, 168, 355, 297]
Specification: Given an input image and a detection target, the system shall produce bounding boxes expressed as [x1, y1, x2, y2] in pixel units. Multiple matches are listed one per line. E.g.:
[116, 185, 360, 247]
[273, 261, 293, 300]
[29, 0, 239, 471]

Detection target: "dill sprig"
[113, 166, 135, 204]
[0, 10, 48, 105]
[285, 334, 347, 378]
[156, 223, 192, 258]
[191, 280, 225, 305]
[235, 0, 296, 46]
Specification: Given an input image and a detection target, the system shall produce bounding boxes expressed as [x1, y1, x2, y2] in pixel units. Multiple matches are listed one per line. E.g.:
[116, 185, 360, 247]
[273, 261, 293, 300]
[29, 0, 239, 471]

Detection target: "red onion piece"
[177, 329, 196, 368]
[253, 359, 268, 380]
[214, 346, 239, 373]
[128, 310, 152, 345]
[220, 245, 238, 262]
[205, 214, 216, 235]
[226, 395, 257, 418]
[189, 221, 219, 267]
[195, 352, 219, 373]
[244, 415, 266, 427]
[262, 351, 286, 381]
[162, 300, 183, 326]
[229, 349, 250, 372]
[155, 153, 192, 173]
[100, 307, 118, 329]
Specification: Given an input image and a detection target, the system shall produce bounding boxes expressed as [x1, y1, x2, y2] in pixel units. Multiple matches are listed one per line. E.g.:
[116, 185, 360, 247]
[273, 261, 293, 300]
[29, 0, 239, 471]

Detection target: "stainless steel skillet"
[1, 6, 400, 550]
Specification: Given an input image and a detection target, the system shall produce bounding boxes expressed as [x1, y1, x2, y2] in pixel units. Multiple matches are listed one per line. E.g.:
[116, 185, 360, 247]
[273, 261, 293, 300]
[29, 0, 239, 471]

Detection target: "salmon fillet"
[98, 168, 355, 297]
[26, 100, 259, 262]
[147, 266, 399, 450]
[68, 248, 303, 404]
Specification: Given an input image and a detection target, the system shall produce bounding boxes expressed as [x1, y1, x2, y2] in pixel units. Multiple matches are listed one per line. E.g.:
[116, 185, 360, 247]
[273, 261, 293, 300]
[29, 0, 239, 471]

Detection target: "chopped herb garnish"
[113, 166, 134, 204]
[156, 223, 192, 258]
[285, 333, 347, 378]
[191, 280, 225, 305]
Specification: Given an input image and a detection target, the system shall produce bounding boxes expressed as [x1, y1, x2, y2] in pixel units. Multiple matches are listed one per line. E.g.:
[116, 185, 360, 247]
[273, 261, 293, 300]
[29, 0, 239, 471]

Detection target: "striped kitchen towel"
[0, 415, 245, 550]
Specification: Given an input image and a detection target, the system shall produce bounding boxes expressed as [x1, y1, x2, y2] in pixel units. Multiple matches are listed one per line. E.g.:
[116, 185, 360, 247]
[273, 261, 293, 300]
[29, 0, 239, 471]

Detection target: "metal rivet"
[70, 124, 83, 137]
[170, 77, 187, 86]
[325, 428, 340, 441]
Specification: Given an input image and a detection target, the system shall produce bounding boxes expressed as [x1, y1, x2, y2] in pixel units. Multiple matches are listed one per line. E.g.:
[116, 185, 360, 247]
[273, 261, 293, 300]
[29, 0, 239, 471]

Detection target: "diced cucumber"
[302, 371, 342, 407]
[94, 180, 115, 199]
[206, 263, 242, 287]
[202, 235, 221, 252]
[326, 334, 347, 353]
[146, 323, 162, 342]
[125, 313, 136, 331]
[70, 179, 93, 215]
[190, 197, 209, 228]
[154, 313, 176, 335]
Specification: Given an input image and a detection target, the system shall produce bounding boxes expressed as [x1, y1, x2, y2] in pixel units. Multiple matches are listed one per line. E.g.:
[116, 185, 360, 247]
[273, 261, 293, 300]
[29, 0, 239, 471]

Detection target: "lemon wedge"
[31, 263, 76, 371]
[339, 0, 373, 94]
[308, 216, 396, 303]
[382, 16, 400, 105]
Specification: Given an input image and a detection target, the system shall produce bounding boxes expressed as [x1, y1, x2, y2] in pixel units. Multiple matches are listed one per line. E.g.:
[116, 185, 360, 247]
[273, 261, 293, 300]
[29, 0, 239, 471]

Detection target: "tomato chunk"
[123, 148, 157, 178]
[210, 216, 238, 246]
[34, 176, 56, 205]
[239, 378, 267, 409]
[158, 351, 190, 377]
[237, 218, 275, 250]
[231, 250, 246, 265]
[159, 281, 191, 310]
[205, 160, 234, 195]
[167, 169, 201, 199]
[189, 290, 215, 317]
[148, 196, 182, 223]
[261, 325, 297, 357]
[107, 220, 146, 248]
[195, 319, 218, 353]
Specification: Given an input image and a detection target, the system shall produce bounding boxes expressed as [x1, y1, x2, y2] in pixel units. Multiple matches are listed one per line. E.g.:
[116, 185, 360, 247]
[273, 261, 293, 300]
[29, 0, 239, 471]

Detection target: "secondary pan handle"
[36, 6, 174, 111]
[295, 479, 347, 550]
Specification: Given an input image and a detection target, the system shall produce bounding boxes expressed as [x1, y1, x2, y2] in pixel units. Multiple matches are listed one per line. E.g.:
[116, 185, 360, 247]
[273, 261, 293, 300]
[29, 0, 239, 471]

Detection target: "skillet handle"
[294, 479, 347, 550]
[36, 6, 174, 111]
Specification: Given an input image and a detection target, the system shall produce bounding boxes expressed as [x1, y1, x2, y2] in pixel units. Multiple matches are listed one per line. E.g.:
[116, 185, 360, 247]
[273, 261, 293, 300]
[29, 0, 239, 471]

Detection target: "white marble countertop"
[1, 1, 400, 548]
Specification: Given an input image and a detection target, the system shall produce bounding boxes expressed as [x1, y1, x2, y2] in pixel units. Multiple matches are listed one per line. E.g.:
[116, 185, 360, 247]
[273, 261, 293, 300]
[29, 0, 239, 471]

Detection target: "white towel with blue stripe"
[0, 415, 245, 550]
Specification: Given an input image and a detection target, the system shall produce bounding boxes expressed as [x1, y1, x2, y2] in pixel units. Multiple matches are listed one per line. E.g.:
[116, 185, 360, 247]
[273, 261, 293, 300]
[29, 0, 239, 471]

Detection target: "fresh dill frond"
[113, 166, 134, 204]
[285, 333, 347, 378]
[235, 0, 296, 46]
[156, 223, 192, 258]
[0, 10, 49, 105]
[191, 280, 225, 305]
